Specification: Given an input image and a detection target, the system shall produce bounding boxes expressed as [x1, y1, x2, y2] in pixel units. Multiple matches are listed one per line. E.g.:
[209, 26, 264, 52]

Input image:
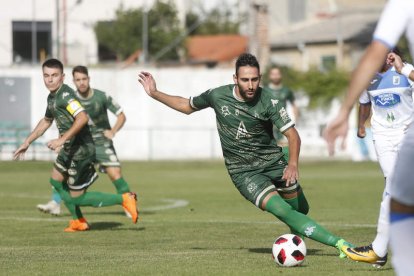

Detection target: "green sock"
[49, 178, 83, 219]
[113, 177, 130, 194]
[72, 192, 123, 207]
[283, 189, 309, 215]
[265, 194, 339, 247]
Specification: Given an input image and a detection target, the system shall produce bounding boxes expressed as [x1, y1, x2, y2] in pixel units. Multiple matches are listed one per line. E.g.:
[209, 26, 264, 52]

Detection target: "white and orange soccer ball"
[272, 234, 307, 267]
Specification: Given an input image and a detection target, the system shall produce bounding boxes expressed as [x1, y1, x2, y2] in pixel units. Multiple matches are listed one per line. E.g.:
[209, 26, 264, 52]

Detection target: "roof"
[186, 35, 248, 63]
[270, 11, 381, 49]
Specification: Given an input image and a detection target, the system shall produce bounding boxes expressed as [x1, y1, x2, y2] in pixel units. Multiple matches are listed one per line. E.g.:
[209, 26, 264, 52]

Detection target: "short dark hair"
[42, 58, 64, 72]
[235, 53, 260, 75]
[72, 65, 89, 76]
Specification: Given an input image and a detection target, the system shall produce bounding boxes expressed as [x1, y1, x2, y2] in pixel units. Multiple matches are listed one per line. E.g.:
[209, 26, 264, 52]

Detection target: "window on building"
[321, 55, 336, 71]
[12, 21, 52, 64]
[288, 0, 306, 23]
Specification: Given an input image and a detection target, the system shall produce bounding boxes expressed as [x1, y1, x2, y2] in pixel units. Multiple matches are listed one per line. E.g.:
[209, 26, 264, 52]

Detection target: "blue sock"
[52, 187, 62, 204]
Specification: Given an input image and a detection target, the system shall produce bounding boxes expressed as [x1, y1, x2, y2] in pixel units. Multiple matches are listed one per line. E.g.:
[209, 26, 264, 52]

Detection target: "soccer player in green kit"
[37, 65, 133, 217]
[137, 53, 352, 257]
[265, 66, 300, 160]
[14, 58, 138, 232]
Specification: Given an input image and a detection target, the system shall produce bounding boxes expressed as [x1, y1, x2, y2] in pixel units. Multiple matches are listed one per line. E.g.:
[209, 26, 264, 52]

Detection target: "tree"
[263, 65, 350, 109]
[185, 7, 241, 36]
[94, 1, 182, 62]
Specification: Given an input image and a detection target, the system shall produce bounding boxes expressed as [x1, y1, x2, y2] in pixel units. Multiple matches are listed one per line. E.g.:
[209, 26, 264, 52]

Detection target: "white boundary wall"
[0, 66, 363, 161]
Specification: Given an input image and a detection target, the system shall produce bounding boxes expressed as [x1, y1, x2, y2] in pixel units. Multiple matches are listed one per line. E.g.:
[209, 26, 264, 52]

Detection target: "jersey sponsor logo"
[221, 106, 231, 117]
[66, 99, 83, 115]
[271, 99, 279, 107]
[373, 93, 401, 108]
[236, 121, 251, 139]
[279, 107, 290, 123]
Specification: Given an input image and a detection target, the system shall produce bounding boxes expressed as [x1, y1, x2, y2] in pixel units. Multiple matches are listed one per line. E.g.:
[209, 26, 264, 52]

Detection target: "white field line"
[0, 193, 376, 228]
[0, 217, 377, 228]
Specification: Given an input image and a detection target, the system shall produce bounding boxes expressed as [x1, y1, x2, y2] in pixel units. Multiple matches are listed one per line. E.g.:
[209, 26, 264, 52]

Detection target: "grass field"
[0, 160, 395, 275]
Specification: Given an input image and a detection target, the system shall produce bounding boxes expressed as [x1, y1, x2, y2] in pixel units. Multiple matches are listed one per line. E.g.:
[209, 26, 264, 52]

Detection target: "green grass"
[0, 160, 394, 275]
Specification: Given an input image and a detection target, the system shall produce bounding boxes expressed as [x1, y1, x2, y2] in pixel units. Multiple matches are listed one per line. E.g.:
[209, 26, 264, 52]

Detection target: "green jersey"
[264, 85, 295, 109]
[45, 84, 94, 159]
[190, 84, 294, 174]
[75, 88, 122, 146]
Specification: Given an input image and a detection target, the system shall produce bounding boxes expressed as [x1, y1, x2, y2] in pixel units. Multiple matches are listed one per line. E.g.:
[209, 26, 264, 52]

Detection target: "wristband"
[401, 64, 414, 78]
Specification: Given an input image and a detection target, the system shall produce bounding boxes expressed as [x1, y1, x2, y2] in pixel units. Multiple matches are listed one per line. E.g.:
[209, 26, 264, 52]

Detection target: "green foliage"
[94, 1, 182, 61]
[186, 8, 241, 35]
[397, 36, 413, 64]
[300, 68, 350, 108]
[263, 66, 350, 109]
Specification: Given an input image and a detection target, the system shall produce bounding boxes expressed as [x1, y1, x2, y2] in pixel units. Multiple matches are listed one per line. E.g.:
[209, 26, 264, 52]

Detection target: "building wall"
[270, 43, 362, 71]
[0, 66, 360, 161]
[0, 0, 153, 67]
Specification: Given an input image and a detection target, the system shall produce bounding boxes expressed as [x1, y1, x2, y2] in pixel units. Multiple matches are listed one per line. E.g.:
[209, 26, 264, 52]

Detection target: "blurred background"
[1, 0, 408, 161]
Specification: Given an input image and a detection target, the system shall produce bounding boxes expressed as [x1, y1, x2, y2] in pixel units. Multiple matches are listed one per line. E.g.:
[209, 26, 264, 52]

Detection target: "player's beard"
[237, 84, 257, 101]
[78, 85, 90, 95]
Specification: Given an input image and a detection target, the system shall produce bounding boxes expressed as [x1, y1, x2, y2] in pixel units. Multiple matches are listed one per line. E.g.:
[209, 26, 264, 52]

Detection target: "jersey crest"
[221, 105, 231, 116]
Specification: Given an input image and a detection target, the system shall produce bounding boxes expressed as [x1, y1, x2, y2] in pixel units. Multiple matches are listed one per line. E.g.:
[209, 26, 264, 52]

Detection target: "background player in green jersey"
[37, 65, 133, 217]
[265, 66, 300, 159]
[14, 58, 138, 232]
[137, 53, 353, 257]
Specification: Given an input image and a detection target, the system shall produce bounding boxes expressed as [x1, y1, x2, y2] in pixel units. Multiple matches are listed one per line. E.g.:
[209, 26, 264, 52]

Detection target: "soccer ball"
[272, 234, 307, 267]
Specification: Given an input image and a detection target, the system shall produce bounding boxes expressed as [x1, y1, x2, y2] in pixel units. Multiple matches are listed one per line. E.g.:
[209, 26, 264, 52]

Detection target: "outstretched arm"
[323, 40, 389, 155]
[138, 71, 195, 115]
[14, 117, 53, 160]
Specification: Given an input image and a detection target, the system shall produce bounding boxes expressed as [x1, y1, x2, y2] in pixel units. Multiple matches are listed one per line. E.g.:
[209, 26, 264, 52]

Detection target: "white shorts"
[390, 124, 414, 205]
[373, 135, 403, 179]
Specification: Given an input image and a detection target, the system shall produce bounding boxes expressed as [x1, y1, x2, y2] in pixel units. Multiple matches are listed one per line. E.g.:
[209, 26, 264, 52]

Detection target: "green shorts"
[230, 162, 298, 208]
[95, 142, 120, 172]
[54, 150, 98, 191]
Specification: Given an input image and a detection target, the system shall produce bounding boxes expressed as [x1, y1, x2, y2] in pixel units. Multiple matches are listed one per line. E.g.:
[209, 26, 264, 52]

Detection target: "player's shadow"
[89, 221, 145, 232]
[248, 248, 323, 256]
[81, 210, 157, 216]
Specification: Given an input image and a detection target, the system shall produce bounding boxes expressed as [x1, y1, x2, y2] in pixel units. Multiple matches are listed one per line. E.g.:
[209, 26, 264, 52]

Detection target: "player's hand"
[103, 129, 115, 140]
[387, 52, 403, 72]
[357, 126, 366, 138]
[47, 138, 65, 152]
[323, 109, 349, 156]
[282, 164, 299, 187]
[138, 71, 158, 97]
[13, 142, 30, 160]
